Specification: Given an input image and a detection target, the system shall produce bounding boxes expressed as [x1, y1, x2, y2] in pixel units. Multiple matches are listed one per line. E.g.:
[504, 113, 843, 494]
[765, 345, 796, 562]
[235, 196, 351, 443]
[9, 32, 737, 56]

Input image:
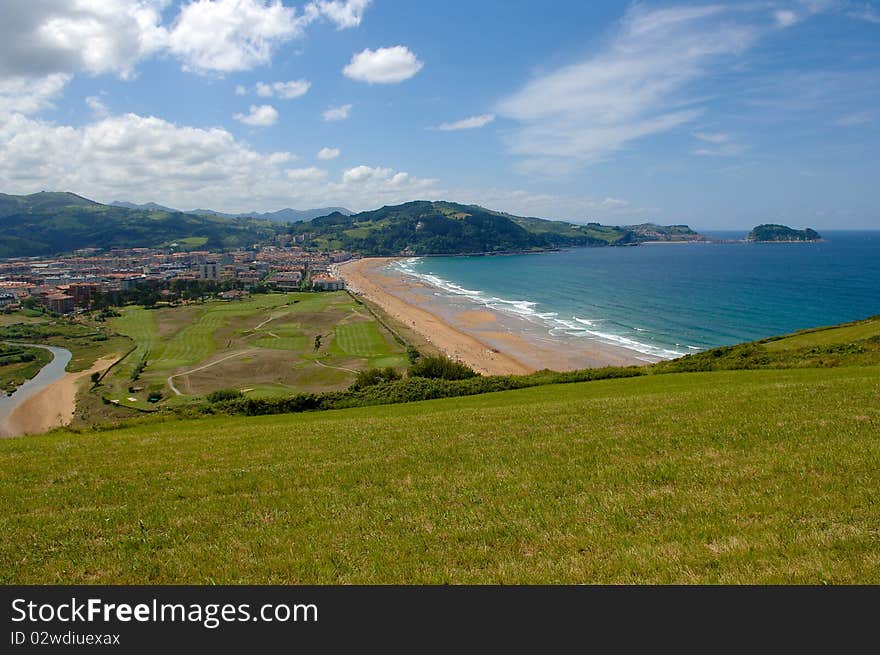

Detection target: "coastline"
[337, 257, 651, 375]
[0, 356, 117, 438]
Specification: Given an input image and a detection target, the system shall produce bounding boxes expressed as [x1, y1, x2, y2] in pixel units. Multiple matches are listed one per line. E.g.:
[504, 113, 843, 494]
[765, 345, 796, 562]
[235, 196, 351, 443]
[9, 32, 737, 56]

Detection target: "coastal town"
[0, 241, 351, 315]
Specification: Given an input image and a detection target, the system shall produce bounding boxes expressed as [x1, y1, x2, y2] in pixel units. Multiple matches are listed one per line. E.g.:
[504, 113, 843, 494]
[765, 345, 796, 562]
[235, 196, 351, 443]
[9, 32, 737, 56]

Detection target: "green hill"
[0, 191, 280, 257]
[1, 317, 878, 584]
[298, 201, 702, 255]
[747, 224, 821, 242]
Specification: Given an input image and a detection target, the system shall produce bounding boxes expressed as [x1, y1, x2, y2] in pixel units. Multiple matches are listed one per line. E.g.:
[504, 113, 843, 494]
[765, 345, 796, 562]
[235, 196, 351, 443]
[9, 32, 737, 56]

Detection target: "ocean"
[390, 231, 880, 360]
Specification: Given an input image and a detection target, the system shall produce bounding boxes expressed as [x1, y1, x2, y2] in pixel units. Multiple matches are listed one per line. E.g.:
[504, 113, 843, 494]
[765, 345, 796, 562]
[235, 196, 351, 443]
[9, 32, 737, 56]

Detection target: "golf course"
[102, 291, 410, 409]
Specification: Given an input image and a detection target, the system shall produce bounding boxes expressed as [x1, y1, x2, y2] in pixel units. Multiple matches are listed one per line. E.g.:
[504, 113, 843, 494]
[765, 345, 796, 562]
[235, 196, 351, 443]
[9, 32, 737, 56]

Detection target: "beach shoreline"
[338, 257, 651, 375]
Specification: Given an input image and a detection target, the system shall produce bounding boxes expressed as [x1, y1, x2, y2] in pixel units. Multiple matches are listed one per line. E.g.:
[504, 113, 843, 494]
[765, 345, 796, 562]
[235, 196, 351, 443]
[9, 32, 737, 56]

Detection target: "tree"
[314, 334, 323, 351]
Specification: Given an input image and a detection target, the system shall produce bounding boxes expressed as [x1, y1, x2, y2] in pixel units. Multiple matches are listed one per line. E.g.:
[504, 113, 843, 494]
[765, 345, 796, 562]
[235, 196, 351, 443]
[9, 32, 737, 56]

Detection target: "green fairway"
[1, 364, 878, 584]
[332, 321, 390, 357]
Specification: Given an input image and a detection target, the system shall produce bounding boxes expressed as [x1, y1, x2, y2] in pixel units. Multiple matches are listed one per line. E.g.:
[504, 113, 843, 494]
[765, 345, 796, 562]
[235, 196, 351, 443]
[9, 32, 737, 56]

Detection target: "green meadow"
[1, 316, 879, 583]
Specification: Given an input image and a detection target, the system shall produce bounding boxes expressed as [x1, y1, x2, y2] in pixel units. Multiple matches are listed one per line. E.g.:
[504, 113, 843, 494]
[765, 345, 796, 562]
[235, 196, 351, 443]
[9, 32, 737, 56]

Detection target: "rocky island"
[747, 224, 822, 242]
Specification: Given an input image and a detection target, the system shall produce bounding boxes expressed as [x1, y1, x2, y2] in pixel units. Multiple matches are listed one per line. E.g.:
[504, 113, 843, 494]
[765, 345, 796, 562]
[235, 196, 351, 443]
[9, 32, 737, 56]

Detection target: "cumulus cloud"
[322, 103, 352, 121]
[254, 79, 310, 99]
[234, 84, 247, 96]
[166, 0, 309, 74]
[0, 74, 70, 117]
[434, 114, 495, 131]
[495, 4, 765, 169]
[343, 46, 423, 84]
[0, 0, 167, 80]
[233, 104, 278, 127]
[0, 111, 439, 212]
[313, 0, 371, 28]
[317, 147, 341, 160]
[0, 0, 373, 83]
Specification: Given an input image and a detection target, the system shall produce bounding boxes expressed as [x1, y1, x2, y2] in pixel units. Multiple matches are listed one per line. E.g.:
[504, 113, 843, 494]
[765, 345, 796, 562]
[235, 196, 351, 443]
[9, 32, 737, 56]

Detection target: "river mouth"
[0, 344, 73, 436]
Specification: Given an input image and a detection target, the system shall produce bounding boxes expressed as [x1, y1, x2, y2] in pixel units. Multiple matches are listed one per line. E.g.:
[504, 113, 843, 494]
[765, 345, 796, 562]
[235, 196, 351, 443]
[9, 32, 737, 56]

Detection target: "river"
[0, 344, 72, 436]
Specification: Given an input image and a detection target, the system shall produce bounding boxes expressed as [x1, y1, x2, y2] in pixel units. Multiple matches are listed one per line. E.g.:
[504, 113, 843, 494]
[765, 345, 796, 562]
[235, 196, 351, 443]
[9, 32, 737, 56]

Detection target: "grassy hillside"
[1, 360, 878, 583]
[0, 191, 279, 257]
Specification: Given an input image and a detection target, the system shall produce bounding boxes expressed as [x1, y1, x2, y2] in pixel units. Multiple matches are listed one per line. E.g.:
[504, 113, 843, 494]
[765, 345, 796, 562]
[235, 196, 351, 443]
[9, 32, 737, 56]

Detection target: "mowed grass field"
[103, 292, 407, 404]
[1, 363, 878, 584]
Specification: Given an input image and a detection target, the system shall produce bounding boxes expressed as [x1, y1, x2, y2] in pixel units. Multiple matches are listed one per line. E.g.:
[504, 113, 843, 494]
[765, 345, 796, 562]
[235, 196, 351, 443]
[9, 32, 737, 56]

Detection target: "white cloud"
[0, 111, 438, 213]
[166, 0, 309, 74]
[691, 131, 746, 156]
[343, 46, 423, 84]
[0, 74, 70, 118]
[774, 10, 800, 27]
[435, 114, 495, 131]
[322, 103, 352, 121]
[0, 0, 375, 108]
[255, 79, 310, 99]
[496, 4, 766, 168]
[85, 95, 109, 119]
[233, 104, 278, 127]
[285, 166, 328, 182]
[317, 147, 341, 160]
[166, 0, 375, 74]
[313, 0, 372, 29]
[235, 84, 247, 96]
[0, 0, 168, 80]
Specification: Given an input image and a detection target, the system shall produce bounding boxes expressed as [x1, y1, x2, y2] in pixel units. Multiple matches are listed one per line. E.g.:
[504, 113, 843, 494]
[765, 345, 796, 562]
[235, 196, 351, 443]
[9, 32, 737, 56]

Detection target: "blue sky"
[0, 0, 878, 229]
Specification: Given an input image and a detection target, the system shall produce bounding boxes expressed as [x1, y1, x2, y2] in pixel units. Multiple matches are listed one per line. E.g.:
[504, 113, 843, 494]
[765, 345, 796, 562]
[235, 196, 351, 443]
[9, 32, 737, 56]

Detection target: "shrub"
[207, 388, 244, 403]
[350, 367, 402, 390]
[408, 355, 477, 380]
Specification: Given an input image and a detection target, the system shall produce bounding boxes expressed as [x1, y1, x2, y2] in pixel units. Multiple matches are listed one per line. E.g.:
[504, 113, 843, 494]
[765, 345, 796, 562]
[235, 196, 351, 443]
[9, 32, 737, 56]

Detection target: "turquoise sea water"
[391, 231, 880, 359]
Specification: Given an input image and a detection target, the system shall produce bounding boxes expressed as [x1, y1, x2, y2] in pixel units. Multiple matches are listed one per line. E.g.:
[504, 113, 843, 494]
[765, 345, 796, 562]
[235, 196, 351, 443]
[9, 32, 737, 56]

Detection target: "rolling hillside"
[298, 201, 704, 255]
[1, 317, 877, 584]
[0, 192, 280, 257]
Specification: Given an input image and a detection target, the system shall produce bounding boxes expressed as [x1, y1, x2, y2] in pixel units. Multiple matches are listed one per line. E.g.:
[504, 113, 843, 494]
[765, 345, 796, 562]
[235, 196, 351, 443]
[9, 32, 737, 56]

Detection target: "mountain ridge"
[111, 201, 353, 223]
[1, 192, 705, 258]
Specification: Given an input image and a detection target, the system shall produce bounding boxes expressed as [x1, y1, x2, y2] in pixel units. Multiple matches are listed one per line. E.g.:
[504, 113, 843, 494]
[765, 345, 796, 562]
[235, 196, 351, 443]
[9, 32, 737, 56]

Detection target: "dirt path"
[167, 350, 250, 395]
[0, 356, 118, 437]
[313, 359, 359, 374]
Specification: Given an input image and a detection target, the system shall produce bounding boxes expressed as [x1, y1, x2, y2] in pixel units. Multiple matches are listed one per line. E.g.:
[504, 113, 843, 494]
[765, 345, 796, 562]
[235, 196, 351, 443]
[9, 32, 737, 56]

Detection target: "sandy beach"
[0, 356, 117, 438]
[338, 257, 649, 375]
